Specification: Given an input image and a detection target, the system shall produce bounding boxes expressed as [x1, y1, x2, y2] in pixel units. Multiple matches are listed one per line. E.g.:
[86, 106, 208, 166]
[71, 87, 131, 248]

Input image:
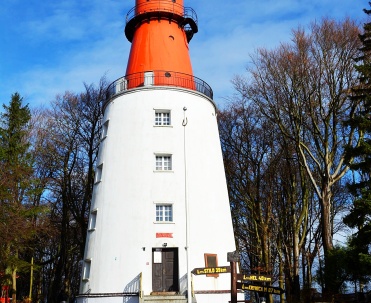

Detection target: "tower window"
[82, 259, 91, 281]
[156, 204, 173, 222]
[144, 71, 154, 86]
[88, 209, 98, 231]
[101, 120, 109, 140]
[95, 163, 103, 184]
[155, 155, 172, 171]
[155, 110, 171, 126]
[204, 253, 219, 277]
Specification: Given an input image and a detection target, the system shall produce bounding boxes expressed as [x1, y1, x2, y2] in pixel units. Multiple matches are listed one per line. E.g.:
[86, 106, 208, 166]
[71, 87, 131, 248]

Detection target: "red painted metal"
[125, 0, 195, 89]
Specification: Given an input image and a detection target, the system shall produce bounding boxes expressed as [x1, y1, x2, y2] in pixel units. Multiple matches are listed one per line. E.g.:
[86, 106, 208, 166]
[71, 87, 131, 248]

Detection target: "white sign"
[154, 251, 162, 263]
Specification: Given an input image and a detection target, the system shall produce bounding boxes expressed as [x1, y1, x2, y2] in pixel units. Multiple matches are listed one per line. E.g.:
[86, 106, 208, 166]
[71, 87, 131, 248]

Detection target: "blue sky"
[0, 0, 367, 109]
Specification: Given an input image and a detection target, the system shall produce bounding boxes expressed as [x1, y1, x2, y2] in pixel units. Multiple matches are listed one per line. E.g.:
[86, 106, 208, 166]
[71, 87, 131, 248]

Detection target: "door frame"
[152, 247, 179, 293]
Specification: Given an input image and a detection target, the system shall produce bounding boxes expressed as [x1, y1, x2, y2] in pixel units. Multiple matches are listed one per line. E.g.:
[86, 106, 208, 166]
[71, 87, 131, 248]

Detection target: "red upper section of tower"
[124, 0, 198, 89]
[135, 0, 184, 16]
[105, 1, 213, 106]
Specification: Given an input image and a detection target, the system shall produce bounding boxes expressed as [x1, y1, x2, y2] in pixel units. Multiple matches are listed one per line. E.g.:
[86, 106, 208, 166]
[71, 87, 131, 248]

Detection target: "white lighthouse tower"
[77, 1, 237, 303]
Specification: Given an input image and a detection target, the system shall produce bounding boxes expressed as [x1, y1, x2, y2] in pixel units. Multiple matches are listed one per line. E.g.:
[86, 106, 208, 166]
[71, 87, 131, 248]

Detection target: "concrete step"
[141, 294, 188, 303]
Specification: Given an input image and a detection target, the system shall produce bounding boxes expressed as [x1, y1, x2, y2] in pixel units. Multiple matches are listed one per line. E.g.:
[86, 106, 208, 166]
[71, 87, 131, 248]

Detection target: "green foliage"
[0, 93, 35, 300]
[345, 242, 371, 286]
[0, 93, 33, 203]
[342, 3, 371, 289]
[315, 244, 371, 293]
[0, 92, 31, 164]
[316, 246, 349, 294]
[0, 79, 106, 301]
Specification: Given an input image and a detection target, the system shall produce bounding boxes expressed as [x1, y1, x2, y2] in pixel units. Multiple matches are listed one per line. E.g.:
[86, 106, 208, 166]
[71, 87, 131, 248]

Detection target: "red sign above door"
[156, 232, 173, 238]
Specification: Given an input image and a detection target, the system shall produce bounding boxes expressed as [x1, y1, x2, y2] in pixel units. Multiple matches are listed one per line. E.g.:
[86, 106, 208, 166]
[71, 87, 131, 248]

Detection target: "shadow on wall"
[179, 274, 188, 296]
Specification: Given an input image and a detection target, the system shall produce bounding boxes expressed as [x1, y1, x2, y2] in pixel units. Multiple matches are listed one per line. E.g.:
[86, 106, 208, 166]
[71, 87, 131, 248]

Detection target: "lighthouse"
[77, 1, 237, 303]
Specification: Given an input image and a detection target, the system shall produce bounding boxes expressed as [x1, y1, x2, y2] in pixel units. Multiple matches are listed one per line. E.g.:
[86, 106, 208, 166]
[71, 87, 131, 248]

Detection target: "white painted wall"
[78, 86, 237, 303]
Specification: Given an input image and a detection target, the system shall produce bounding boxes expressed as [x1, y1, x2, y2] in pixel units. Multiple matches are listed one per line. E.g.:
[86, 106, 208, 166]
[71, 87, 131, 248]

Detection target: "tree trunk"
[279, 248, 285, 303]
[321, 182, 333, 253]
[29, 257, 34, 300]
[321, 182, 334, 296]
[293, 233, 301, 303]
[12, 267, 17, 303]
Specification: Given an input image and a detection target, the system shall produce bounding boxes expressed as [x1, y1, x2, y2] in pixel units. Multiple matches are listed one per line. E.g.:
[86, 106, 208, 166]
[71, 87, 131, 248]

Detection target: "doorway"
[152, 248, 179, 292]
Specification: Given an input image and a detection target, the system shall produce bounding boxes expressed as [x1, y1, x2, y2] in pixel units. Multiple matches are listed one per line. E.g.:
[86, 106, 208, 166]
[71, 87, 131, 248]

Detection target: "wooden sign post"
[191, 251, 284, 303]
[227, 251, 240, 303]
[226, 251, 284, 302]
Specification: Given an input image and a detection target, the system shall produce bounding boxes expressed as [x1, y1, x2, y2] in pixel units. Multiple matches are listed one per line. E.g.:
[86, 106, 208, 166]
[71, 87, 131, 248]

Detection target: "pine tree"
[343, 5, 371, 290]
[0, 93, 34, 302]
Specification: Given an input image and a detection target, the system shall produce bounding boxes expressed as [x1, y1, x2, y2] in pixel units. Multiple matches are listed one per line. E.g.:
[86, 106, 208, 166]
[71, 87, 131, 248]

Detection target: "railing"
[126, 2, 198, 27]
[105, 70, 213, 108]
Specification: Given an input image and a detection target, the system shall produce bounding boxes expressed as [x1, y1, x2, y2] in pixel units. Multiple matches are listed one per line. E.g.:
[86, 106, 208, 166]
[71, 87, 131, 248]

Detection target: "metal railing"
[105, 70, 213, 108]
[126, 2, 197, 26]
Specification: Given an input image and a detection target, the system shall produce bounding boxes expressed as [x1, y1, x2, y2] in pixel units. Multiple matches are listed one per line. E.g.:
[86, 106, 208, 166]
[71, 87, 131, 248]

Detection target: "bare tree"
[240, 18, 361, 295]
[219, 96, 320, 302]
[29, 78, 107, 302]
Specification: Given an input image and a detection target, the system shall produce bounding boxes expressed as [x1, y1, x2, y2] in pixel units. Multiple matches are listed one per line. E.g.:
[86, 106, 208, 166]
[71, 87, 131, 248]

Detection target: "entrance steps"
[141, 294, 192, 303]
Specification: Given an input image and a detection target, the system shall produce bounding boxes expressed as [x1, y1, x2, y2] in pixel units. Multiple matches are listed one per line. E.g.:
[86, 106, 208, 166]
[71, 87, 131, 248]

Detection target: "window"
[101, 120, 109, 140]
[144, 71, 154, 86]
[155, 111, 171, 126]
[156, 155, 172, 171]
[82, 259, 91, 281]
[88, 209, 97, 231]
[156, 204, 173, 222]
[115, 77, 127, 93]
[95, 163, 103, 183]
[204, 253, 219, 277]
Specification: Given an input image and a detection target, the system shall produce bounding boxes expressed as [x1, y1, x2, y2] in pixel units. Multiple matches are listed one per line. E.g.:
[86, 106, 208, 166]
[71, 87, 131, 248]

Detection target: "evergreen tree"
[343, 4, 371, 290]
[0, 93, 35, 302]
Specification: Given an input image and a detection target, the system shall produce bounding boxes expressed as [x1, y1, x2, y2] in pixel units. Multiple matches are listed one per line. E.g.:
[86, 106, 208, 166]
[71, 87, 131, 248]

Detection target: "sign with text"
[192, 266, 231, 275]
[236, 282, 284, 295]
[237, 274, 272, 282]
[155, 233, 173, 238]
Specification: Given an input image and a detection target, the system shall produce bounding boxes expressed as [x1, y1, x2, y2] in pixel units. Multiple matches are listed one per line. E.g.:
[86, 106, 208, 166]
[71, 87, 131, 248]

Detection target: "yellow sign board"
[237, 274, 272, 282]
[236, 282, 284, 295]
[192, 266, 231, 275]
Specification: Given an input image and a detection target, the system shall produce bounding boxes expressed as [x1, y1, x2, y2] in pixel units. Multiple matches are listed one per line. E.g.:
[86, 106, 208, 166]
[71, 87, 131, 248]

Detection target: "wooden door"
[152, 248, 179, 292]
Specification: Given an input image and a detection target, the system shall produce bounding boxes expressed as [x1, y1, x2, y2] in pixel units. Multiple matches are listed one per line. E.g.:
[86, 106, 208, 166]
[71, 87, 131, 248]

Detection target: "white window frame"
[88, 209, 98, 231]
[155, 154, 172, 171]
[144, 71, 154, 86]
[115, 77, 127, 93]
[154, 109, 171, 126]
[95, 163, 103, 184]
[155, 204, 173, 222]
[101, 119, 109, 140]
[82, 259, 92, 281]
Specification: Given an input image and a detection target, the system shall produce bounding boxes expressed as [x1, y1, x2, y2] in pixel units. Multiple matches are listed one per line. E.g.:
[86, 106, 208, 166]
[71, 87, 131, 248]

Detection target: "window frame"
[155, 154, 172, 171]
[82, 259, 92, 281]
[204, 253, 219, 277]
[101, 119, 109, 140]
[88, 209, 98, 231]
[154, 109, 171, 126]
[95, 163, 103, 184]
[155, 203, 174, 223]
